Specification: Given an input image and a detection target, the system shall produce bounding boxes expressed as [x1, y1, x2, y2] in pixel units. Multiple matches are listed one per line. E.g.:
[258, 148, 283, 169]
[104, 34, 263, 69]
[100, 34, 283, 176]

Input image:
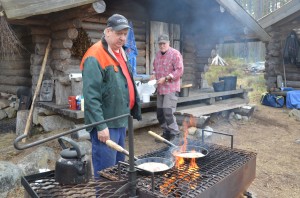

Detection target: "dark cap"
[158, 34, 169, 43]
[107, 14, 130, 31]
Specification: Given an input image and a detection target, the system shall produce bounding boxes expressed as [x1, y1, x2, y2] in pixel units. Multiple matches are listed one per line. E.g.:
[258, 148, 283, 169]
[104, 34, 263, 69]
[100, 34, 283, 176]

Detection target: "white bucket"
[142, 94, 150, 103]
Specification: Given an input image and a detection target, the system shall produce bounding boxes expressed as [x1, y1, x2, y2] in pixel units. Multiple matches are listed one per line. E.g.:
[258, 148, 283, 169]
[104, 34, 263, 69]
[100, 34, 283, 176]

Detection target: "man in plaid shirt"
[151, 33, 184, 141]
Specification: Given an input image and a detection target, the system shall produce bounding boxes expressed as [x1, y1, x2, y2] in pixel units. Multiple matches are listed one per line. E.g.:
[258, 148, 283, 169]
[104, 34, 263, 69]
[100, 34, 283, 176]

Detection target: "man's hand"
[97, 128, 110, 143]
[157, 77, 165, 84]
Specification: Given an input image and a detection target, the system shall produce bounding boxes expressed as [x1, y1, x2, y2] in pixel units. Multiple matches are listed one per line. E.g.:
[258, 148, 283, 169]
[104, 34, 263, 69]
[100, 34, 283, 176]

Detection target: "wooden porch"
[37, 88, 250, 129]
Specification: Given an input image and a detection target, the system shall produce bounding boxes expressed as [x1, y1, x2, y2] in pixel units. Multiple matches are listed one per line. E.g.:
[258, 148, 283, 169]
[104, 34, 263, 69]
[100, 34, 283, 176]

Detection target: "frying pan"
[148, 131, 209, 159]
[105, 140, 174, 175]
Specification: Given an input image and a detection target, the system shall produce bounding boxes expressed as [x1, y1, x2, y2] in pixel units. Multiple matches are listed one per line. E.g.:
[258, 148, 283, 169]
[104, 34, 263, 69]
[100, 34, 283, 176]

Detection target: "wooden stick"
[23, 39, 51, 142]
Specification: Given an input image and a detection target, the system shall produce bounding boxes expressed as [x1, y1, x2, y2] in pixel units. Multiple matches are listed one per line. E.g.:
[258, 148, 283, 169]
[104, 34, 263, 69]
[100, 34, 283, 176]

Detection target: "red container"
[68, 96, 77, 110]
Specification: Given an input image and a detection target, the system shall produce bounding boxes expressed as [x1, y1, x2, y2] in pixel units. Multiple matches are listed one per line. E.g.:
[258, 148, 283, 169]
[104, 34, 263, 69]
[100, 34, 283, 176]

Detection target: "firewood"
[52, 49, 71, 60]
[85, 30, 102, 39]
[80, 21, 106, 31]
[71, 28, 92, 58]
[52, 39, 73, 49]
[52, 28, 78, 39]
[0, 75, 31, 86]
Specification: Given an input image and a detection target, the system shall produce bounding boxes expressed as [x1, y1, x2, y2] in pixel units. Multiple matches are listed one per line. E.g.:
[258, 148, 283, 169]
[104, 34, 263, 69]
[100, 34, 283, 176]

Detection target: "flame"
[160, 117, 201, 195]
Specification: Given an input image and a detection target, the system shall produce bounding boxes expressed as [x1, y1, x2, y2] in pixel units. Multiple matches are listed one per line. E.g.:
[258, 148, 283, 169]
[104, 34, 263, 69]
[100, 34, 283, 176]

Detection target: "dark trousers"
[156, 92, 180, 135]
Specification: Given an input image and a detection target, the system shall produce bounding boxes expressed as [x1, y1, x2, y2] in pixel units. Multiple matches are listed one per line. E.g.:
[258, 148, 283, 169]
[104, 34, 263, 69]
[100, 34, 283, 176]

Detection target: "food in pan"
[175, 152, 205, 158]
[137, 162, 169, 172]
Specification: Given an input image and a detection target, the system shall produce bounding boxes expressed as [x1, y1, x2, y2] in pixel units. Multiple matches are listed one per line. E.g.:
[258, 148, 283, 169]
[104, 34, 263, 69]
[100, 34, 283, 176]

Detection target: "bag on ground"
[260, 93, 284, 108]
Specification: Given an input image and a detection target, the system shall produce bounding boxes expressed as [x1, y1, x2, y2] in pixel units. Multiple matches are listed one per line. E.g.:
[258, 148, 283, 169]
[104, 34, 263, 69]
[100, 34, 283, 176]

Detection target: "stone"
[0, 161, 23, 197]
[233, 105, 255, 117]
[242, 116, 249, 121]
[71, 124, 90, 140]
[196, 126, 213, 139]
[289, 109, 300, 121]
[17, 146, 56, 175]
[0, 109, 7, 120]
[234, 113, 242, 120]
[0, 99, 10, 109]
[16, 110, 29, 136]
[38, 115, 75, 132]
[4, 107, 16, 118]
[229, 112, 235, 120]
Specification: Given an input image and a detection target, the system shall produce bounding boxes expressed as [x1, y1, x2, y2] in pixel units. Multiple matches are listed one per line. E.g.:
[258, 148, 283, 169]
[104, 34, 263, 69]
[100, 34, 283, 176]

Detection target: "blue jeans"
[90, 127, 126, 177]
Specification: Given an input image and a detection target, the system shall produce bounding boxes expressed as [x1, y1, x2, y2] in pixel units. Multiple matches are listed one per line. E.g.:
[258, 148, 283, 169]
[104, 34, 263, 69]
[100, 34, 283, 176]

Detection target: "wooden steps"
[176, 97, 248, 117]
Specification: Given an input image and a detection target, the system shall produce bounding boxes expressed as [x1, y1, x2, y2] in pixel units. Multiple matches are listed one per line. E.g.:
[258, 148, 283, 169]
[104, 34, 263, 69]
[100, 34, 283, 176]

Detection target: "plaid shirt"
[153, 47, 183, 95]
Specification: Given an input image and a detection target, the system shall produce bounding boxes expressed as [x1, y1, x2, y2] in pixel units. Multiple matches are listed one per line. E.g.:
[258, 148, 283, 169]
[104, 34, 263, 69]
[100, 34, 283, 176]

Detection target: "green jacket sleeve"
[82, 57, 107, 131]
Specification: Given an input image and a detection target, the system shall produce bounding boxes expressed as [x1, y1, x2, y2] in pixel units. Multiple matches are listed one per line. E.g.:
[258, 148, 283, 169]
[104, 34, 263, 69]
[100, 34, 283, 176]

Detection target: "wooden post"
[23, 39, 51, 142]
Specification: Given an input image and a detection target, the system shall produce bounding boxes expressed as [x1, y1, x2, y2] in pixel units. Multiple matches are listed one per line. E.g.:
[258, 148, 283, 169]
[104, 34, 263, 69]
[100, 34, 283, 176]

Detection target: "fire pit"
[100, 141, 256, 198]
[21, 142, 256, 198]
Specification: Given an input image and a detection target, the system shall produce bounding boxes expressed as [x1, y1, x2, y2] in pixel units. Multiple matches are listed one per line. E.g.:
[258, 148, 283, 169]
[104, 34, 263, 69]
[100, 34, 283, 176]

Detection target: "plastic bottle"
[81, 96, 84, 111]
[281, 82, 284, 91]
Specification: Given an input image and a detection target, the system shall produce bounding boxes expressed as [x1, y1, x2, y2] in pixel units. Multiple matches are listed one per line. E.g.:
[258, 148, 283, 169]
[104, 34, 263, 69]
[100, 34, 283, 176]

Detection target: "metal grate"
[22, 142, 256, 198]
[100, 142, 256, 198]
[22, 171, 130, 198]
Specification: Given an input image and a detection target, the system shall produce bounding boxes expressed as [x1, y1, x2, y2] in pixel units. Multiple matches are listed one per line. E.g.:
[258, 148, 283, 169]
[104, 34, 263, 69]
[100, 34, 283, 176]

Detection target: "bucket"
[212, 80, 225, 92]
[219, 76, 237, 91]
[142, 94, 150, 103]
[179, 87, 190, 97]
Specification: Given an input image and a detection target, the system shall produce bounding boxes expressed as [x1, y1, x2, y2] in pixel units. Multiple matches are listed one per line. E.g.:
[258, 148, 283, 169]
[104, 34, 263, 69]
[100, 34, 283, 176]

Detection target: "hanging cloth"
[124, 21, 138, 76]
[283, 30, 300, 65]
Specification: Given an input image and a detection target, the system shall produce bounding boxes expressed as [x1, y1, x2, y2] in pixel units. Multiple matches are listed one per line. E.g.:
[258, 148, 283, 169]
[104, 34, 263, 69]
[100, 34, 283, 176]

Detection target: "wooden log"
[2, 69, 31, 77]
[30, 26, 51, 35]
[83, 15, 108, 24]
[137, 57, 146, 66]
[136, 66, 146, 74]
[70, 57, 81, 65]
[183, 53, 195, 59]
[134, 34, 146, 41]
[86, 30, 102, 39]
[50, 1, 105, 23]
[286, 81, 300, 88]
[137, 50, 146, 57]
[51, 20, 78, 31]
[91, 38, 100, 44]
[51, 59, 71, 71]
[32, 35, 50, 43]
[80, 21, 106, 31]
[134, 27, 146, 35]
[35, 43, 47, 55]
[0, 75, 31, 86]
[52, 49, 71, 60]
[31, 54, 51, 65]
[52, 39, 73, 49]
[136, 41, 145, 50]
[183, 59, 196, 65]
[52, 28, 78, 39]
[0, 60, 30, 69]
[30, 65, 53, 76]
[285, 72, 300, 81]
[0, 85, 30, 95]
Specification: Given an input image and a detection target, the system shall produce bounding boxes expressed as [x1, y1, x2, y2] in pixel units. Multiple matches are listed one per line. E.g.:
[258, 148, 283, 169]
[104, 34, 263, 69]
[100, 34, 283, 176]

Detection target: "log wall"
[0, 26, 32, 94]
[265, 29, 300, 90]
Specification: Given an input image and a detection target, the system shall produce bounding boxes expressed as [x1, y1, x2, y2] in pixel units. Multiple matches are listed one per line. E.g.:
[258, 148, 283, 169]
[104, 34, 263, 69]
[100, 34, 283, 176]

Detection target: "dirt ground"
[1, 103, 299, 198]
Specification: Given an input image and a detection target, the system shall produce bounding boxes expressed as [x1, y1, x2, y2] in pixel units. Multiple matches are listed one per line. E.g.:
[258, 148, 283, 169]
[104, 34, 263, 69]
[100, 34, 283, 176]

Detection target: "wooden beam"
[1, 0, 97, 19]
[258, 0, 300, 29]
[216, 0, 271, 42]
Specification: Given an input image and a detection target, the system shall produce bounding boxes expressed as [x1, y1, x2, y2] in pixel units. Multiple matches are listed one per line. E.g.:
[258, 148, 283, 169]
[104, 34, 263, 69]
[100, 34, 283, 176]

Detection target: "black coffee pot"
[55, 136, 92, 185]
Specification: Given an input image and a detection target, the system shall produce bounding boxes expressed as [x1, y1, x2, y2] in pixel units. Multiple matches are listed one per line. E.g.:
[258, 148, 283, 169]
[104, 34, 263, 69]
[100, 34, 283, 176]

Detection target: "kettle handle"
[58, 136, 82, 159]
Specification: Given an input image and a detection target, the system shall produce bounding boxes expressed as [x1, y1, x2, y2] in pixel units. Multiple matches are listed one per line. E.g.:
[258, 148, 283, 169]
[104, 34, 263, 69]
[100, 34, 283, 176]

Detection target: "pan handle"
[148, 131, 176, 147]
[105, 140, 139, 160]
[14, 114, 130, 150]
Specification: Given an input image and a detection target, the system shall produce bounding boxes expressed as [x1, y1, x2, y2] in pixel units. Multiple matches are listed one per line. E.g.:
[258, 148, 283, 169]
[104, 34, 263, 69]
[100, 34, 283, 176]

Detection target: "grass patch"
[205, 58, 266, 104]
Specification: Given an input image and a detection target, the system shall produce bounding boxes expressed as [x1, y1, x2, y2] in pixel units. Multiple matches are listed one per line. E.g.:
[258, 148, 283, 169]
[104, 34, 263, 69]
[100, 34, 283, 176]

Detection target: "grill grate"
[22, 142, 256, 198]
[100, 143, 256, 198]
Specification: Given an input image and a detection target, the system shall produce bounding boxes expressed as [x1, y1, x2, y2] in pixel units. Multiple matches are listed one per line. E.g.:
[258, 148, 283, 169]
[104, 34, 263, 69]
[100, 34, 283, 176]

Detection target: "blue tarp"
[286, 90, 300, 109]
[124, 21, 138, 76]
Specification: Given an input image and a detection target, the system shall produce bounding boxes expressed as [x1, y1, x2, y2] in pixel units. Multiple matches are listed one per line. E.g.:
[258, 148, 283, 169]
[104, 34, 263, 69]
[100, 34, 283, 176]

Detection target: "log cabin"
[0, 0, 271, 130]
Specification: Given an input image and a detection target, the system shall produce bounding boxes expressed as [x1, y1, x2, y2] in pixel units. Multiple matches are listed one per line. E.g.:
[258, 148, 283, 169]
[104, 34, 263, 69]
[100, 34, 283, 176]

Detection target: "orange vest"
[80, 41, 119, 72]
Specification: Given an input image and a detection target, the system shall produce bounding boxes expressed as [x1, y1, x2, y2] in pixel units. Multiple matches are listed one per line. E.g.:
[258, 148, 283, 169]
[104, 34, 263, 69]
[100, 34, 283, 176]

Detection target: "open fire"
[160, 117, 201, 195]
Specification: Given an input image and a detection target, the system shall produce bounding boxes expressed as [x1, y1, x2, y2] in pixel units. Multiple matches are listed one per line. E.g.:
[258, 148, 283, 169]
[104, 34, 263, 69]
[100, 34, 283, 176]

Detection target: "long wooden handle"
[106, 139, 129, 155]
[148, 131, 176, 147]
[23, 39, 51, 142]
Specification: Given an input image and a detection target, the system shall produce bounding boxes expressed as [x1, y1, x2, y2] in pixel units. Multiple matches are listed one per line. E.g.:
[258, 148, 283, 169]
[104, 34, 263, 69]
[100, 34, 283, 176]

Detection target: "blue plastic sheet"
[286, 90, 300, 109]
[124, 21, 138, 76]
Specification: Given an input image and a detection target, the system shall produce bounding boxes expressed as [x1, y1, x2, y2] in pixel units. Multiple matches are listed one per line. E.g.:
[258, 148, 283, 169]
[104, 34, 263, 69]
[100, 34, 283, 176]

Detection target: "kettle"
[55, 136, 92, 185]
